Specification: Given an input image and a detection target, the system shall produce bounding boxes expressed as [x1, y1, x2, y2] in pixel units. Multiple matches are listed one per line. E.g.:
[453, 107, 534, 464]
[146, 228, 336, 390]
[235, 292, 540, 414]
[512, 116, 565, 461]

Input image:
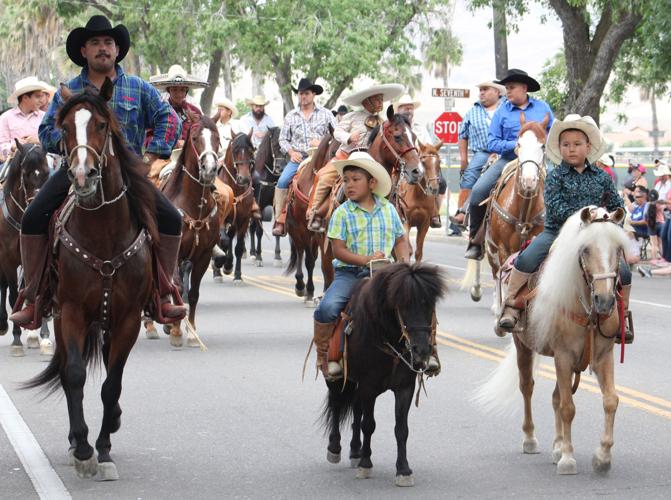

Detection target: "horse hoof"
[26, 334, 40, 349]
[303, 298, 317, 308]
[395, 474, 414, 487]
[187, 335, 200, 348]
[350, 458, 360, 468]
[556, 456, 577, 475]
[74, 454, 98, 478]
[592, 449, 611, 473]
[295, 288, 305, 298]
[233, 279, 243, 285]
[249, 254, 256, 261]
[10, 345, 25, 357]
[39, 339, 54, 357]
[256, 260, 263, 268]
[273, 259, 283, 268]
[213, 275, 224, 283]
[67, 447, 75, 466]
[145, 325, 159, 340]
[242, 251, 248, 259]
[356, 467, 372, 479]
[470, 286, 482, 302]
[170, 333, 183, 348]
[223, 268, 233, 276]
[523, 438, 540, 454]
[0, 328, 7, 336]
[95, 461, 119, 481]
[552, 447, 562, 464]
[326, 451, 341, 464]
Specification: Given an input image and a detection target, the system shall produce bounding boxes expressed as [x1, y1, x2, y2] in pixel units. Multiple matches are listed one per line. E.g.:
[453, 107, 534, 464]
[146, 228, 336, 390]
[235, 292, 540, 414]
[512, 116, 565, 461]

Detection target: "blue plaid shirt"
[39, 65, 181, 158]
[458, 98, 502, 152]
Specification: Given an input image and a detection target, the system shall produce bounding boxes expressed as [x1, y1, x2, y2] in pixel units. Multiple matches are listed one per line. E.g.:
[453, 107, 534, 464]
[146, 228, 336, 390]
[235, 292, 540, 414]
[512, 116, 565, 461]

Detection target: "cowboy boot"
[313, 320, 341, 379]
[308, 165, 337, 232]
[449, 188, 471, 226]
[430, 194, 443, 229]
[157, 233, 187, 319]
[498, 268, 531, 330]
[9, 234, 49, 327]
[614, 284, 633, 345]
[271, 188, 289, 237]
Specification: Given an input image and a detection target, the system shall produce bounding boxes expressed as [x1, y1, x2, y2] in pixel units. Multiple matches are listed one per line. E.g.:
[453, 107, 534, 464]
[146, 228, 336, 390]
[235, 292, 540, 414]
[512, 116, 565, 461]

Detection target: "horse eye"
[97, 122, 106, 131]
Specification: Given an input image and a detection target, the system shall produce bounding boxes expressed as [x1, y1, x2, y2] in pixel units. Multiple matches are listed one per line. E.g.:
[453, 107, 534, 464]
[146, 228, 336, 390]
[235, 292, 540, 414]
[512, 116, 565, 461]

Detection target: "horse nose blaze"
[74, 108, 93, 187]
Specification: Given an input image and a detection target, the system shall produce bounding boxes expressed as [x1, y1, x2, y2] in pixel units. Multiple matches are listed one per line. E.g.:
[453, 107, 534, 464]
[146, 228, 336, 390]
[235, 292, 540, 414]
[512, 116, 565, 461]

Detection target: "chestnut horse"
[475, 207, 628, 476]
[0, 141, 50, 356]
[144, 115, 223, 348]
[398, 141, 443, 262]
[25, 80, 156, 481]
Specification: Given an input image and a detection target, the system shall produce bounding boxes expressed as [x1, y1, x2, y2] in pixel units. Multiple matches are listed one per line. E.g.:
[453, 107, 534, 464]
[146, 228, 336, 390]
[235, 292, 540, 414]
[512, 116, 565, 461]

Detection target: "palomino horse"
[145, 115, 223, 348]
[26, 80, 156, 480]
[321, 263, 446, 486]
[250, 126, 286, 267]
[398, 141, 443, 262]
[214, 132, 256, 283]
[461, 114, 548, 307]
[475, 207, 628, 475]
[0, 141, 51, 356]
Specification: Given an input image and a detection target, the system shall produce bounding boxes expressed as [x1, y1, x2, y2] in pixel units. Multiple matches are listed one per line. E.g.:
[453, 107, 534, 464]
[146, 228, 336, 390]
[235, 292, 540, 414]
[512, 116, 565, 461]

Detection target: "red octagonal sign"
[434, 111, 463, 144]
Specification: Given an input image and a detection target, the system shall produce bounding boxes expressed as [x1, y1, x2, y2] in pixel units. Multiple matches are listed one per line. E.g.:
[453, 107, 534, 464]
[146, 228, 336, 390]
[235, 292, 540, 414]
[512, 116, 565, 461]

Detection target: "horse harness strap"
[178, 201, 218, 260]
[58, 225, 149, 333]
[491, 198, 545, 237]
[0, 192, 22, 232]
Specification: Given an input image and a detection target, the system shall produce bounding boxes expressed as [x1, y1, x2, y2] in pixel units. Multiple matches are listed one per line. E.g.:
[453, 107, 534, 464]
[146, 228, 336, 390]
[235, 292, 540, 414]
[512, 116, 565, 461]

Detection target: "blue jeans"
[468, 156, 514, 238]
[460, 151, 491, 190]
[314, 267, 369, 323]
[277, 157, 304, 189]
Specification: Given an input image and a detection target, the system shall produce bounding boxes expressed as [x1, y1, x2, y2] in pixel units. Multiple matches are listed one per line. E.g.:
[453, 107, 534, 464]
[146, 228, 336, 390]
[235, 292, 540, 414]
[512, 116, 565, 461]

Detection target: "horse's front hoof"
[350, 458, 360, 468]
[273, 258, 283, 268]
[395, 474, 414, 487]
[39, 338, 54, 357]
[552, 446, 562, 464]
[10, 345, 25, 357]
[295, 287, 305, 298]
[170, 331, 183, 348]
[26, 334, 40, 349]
[557, 456, 577, 475]
[303, 297, 317, 308]
[326, 450, 340, 464]
[356, 467, 372, 479]
[233, 278, 243, 285]
[67, 447, 75, 466]
[523, 437, 540, 454]
[187, 333, 200, 348]
[95, 461, 119, 481]
[470, 285, 482, 302]
[223, 267, 233, 276]
[592, 449, 611, 473]
[74, 454, 98, 478]
[145, 324, 159, 339]
[255, 260, 263, 268]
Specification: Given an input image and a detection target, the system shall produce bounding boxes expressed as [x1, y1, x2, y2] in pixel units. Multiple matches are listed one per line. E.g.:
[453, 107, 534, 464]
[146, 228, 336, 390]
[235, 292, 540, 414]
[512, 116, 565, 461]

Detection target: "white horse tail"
[471, 339, 538, 415]
[460, 259, 479, 290]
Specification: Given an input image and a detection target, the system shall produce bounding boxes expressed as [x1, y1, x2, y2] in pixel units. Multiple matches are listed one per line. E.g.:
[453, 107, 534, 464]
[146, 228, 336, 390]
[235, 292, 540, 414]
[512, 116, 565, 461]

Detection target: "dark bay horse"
[25, 80, 156, 481]
[250, 126, 286, 267]
[320, 263, 446, 486]
[145, 114, 222, 348]
[0, 141, 50, 356]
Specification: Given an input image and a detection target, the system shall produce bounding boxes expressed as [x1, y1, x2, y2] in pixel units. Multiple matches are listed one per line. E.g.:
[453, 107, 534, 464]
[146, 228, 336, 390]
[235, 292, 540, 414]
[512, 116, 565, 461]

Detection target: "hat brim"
[494, 75, 540, 92]
[216, 100, 238, 118]
[653, 166, 670, 176]
[343, 84, 405, 107]
[293, 84, 323, 95]
[245, 99, 269, 106]
[66, 24, 130, 67]
[333, 157, 392, 197]
[7, 85, 48, 104]
[151, 79, 209, 90]
[476, 81, 506, 95]
[546, 120, 605, 165]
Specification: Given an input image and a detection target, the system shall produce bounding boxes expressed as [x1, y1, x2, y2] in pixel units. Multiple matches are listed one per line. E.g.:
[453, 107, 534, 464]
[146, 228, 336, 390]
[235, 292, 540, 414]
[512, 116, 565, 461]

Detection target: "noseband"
[516, 158, 544, 199]
[383, 308, 436, 375]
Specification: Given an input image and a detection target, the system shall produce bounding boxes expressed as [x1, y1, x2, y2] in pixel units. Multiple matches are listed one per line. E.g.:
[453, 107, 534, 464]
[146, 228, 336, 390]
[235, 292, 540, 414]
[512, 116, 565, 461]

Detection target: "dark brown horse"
[0, 141, 50, 356]
[145, 115, 223, 348]
[25, 80, 157, 481]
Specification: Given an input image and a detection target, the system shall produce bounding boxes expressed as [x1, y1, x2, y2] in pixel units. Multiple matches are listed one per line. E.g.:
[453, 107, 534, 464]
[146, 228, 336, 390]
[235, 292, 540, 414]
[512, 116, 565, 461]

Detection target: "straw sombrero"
[215, 97, 238, 118]
[150, 65, 209, 90]
[342, 84, 404, 107]
[245, 95, 270, 106]
[333, 151, 392, 197]
[476, 81, 506, 95]
[546, 114, 605, 165]
[395, 94, 421, 109]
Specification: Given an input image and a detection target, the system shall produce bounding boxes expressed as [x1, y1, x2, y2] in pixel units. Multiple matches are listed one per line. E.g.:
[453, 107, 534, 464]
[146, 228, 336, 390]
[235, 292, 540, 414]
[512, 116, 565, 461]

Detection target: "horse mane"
[56, 88, 159, 242]
[529, 209, 630, 350]
[3, 144, 45, 197]
[518, 121, 546, 142]
[311, 125, 335, 172]
[368, 114, 411, 146]
[254, 126, 279, 174]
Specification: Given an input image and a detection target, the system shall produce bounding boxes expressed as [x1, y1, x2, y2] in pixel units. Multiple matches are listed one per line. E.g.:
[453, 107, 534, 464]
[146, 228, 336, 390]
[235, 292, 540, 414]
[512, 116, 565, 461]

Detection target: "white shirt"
[216, 119, 240, 157]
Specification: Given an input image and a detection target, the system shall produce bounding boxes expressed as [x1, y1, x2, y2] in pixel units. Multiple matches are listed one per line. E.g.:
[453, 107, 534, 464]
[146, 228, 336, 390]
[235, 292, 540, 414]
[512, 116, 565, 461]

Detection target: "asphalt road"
[1, 226, 670, 499]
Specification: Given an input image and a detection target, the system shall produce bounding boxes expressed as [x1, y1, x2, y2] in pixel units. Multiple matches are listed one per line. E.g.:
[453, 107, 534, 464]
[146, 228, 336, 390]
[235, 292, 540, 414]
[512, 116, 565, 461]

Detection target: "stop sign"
[434, 111, 462, 144]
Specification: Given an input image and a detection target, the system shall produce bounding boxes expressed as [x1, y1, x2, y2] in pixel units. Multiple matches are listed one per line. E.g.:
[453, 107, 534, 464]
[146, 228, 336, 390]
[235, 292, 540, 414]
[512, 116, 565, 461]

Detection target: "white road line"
[630, 299, 671, 310]
[0, 384, 71, 500]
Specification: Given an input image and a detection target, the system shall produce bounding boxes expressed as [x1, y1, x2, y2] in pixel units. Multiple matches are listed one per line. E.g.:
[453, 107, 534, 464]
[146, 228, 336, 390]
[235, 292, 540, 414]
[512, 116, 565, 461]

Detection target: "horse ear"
[519, 112, 526, 126]
[611, 207, 626, 224]
[100, 78, 114, 102]
[386, 104, 394, 121]
[14, 138, 24, 155]
[60, 84, 72, 102]
[434, 140, 444, 150]
[580, 207, 592, 224]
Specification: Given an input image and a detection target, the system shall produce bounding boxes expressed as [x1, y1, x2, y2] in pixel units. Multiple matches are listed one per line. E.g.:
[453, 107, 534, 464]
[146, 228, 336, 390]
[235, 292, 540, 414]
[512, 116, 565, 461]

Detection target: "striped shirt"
[39, 65, 181, 158]
[328, 195, 405, 269]
[279, 105, 336, 155]
[458, 99, 502, 153]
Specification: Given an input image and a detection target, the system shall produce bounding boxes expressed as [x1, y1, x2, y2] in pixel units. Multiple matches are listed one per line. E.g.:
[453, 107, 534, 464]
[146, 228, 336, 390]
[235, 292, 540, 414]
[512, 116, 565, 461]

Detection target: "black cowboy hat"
[66, 15, 131, 67]
[495, 68, 540, 92]
[292, 77, 323, 95]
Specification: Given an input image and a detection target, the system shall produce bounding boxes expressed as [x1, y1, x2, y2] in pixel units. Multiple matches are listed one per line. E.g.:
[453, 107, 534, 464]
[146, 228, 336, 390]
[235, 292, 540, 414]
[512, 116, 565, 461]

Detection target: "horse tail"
[319, 379, 356, 435]
[285, 238, 299, 275]
[460, 259, 479, 290]
[471, 338, 538, 415]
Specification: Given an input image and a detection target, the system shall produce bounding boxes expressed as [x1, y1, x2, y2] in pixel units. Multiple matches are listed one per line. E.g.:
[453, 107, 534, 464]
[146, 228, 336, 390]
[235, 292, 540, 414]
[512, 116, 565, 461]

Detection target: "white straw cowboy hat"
[476, 81, 506, 95]
[245, 95, 270, 106]
[215, 97, 238, 118]
[7, 76, 46, 104]
[395, 94, 421, 109]
[546, 114, 606, 165]
[653, 161, 671, 176]
[38, 81, 56, 98]
[333, 151, 392, 197]
[342, 83, 405, 107]
[597, 152, 615, 168]
[150, 65, 209, 90]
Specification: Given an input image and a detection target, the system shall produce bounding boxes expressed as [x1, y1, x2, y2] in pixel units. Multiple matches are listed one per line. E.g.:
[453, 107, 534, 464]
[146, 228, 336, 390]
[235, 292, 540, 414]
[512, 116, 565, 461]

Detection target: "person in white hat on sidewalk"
[240, 95, 275, 149]
[305, 83, 404, 233]
[212, 97, 239, 158]
[0, 76, 46, 162]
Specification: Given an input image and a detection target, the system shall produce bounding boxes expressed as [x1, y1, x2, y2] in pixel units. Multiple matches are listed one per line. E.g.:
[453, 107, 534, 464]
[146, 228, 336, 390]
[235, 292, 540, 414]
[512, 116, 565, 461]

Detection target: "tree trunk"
[223, 47, 233, 99]
[252, 69, 263, 97]
[492, 0, 508, 79]
[200, 48, 223, 116]
[271, 55, 294, 115]
[650, 88, 660, 158]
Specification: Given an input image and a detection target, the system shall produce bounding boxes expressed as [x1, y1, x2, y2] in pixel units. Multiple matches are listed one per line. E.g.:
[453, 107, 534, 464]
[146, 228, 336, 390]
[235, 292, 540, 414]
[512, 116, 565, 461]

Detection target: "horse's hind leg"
[39, 318, 54, 356]
[591, 349, 619, 473]
[233, 231, 245, 282]
[8, 285, 25, 357]
[551, 382, 563, 463]
[414, 223, 429, 263]
[249, 221, 257, 259]
[274, 235, 282, 266]
[254, 221, 264, 267]
[514, 335, 539, 454]
[554, 354, 578, 474]
[0, 280, 8, 335]
[294, 250, 305, 297]
[304, 247, 316, 304]
[349, 400, 362, 467]
[185, 256, 209, 348]
[356, 392, 376, 479]
[393, 384, 415, 486]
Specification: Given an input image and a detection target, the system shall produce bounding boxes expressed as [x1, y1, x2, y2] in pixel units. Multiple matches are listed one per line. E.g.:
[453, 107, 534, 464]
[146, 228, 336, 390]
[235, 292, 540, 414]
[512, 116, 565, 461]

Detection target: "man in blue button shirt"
[464, 69, 554, 260]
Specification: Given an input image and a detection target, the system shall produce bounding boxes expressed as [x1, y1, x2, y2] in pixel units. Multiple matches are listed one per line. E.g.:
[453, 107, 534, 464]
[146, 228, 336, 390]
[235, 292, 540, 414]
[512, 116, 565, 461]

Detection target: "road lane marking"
[630, 299, 671, 310]
[0, 384, 71, 500]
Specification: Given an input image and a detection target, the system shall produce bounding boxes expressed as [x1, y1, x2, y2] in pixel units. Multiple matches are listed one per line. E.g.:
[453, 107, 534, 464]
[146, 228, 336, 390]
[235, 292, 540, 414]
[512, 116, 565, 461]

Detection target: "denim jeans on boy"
[314, 267, 369, 323]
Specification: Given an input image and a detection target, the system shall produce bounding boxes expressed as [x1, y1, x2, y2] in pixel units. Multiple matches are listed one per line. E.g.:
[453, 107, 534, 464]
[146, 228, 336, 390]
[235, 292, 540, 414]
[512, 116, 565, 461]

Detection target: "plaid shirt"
[327, 195, 405, 269]
[279, 105, 336, 155]
[458, 99, 502, 153]
[39, 65, 180, 158]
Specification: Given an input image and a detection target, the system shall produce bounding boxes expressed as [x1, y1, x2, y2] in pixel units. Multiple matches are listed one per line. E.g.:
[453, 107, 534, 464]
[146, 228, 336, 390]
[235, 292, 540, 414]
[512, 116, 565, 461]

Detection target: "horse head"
[378, 105, 423, 184]
[418, 141, 443, 196]
[254, 127, 286, 180]
[515, 113, 549, 195]
[184, 112, 219, 186]
[10, 139, 50, 204]
[225, 132, 255, 187]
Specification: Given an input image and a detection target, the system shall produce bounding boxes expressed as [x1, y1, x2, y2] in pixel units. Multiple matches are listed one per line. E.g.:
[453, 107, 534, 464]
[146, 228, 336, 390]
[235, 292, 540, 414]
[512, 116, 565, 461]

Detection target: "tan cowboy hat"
[342, 83, 405, 107]
[653, 161, 671, 176]
[245, 95, 269, 106]
[395, 94, 421, 109]
[150, 64, 209, 90]
[38, 81, 56, 98]
[476, 81, 506, 95]
[215, 97, 238, 118]
[546, 114, 606, 165]
[597, 152, 615, 168]
[333, 151, 392, 197]
[7, 76, 45, 104]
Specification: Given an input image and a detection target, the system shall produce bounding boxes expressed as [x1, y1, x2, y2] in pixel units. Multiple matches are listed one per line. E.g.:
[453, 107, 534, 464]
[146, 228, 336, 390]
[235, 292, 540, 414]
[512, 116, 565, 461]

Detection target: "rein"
[380, 124, 417, 182]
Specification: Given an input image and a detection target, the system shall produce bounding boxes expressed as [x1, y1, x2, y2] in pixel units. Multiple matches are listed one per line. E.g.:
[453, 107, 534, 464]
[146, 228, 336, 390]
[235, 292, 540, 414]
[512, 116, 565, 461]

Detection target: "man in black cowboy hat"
[464, 68, 554, 260]
[273, 77, 335, 236]
[11, 15, 186, 326]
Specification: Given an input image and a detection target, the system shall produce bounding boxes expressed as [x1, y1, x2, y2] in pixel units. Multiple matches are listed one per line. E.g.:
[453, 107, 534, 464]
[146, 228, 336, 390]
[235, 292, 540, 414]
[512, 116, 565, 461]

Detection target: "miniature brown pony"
[25, 80, 157, 481]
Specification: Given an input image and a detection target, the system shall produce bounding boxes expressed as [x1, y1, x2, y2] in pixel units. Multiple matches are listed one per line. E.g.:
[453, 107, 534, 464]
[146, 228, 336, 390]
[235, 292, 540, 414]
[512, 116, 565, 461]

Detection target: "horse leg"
[254, 220, 264, 267]
[356, 392, 376, 479]
[249, 221, 257, 259]
[8, 284, 25, 357]
[554, 354, 578, 475]
[39, 318, 54, 356]
[221, 229, 233, 275]
[415, 222, 429, 263]
[551, 382, 563, 464]
[294, 249, 305, 297]
[349, 399, 362, 467]
[304, 247, 315, 304]
[591, 349, 619, 473]
[233, 232, 245, 282]
[325, 383, 343, 464]
[393, 384, 415, 486]
[186, 256, 209, 348]
[274, 235, 282, 267]
[0, 280, 8, 335]
[514, 335, 539, 454]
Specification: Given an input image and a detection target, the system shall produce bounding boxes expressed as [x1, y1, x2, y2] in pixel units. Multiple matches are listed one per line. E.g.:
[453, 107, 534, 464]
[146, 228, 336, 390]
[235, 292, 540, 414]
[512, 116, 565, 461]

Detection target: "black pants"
[21, 167, 182, 236]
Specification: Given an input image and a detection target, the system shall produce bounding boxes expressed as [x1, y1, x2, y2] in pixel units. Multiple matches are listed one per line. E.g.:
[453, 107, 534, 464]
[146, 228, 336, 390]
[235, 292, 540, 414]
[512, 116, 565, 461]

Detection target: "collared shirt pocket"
[116, 99, 140, 147]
